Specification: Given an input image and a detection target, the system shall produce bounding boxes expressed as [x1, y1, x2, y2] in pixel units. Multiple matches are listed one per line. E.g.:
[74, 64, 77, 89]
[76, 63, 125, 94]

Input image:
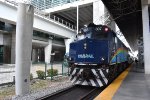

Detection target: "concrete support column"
[76, 5, 79, 34]
[64, 36, 74, 54]
[64, 39, 70, 54]
[93, 0, 104, 25]
[11, 30, 16, 64]
[32, 49, 38, 63]
[0, 33, 3, 45]
[15, 3, 34, 95]
[45, 40, 52, 63]
[141, 0, 150, 74]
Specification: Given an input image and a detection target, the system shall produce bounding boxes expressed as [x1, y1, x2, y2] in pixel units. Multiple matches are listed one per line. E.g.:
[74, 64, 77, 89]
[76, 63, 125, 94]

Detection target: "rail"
[38, 85, 102, 100]
[80, 88, 102, 100]
[2, 0, 76, 30]
[37, 85, 75, 100]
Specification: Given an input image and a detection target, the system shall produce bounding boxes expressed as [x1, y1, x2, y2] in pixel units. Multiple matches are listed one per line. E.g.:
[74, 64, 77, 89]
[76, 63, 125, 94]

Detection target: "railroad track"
[37, 66, 130, 100]
[37, 85, 103, 100]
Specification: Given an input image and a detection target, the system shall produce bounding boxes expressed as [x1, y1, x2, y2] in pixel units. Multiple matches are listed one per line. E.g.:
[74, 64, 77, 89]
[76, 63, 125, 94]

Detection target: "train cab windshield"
[77, 24, 110, 40]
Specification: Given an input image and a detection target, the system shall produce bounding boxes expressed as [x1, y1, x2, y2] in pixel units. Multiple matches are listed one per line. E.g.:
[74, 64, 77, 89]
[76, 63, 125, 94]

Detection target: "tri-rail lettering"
[78, 54, 94, 58]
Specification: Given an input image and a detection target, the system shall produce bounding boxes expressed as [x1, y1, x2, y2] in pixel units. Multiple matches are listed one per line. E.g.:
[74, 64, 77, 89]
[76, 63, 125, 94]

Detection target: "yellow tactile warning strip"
[94, 66, 131, 100]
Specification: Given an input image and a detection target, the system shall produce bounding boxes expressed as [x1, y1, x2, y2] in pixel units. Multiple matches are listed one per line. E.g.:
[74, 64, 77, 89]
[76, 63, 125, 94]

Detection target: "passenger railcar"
[68, 23, 129, 87]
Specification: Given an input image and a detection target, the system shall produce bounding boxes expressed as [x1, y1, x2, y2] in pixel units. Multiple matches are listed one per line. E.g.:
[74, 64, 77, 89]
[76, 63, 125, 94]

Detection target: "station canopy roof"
[102, 0, 142, 51]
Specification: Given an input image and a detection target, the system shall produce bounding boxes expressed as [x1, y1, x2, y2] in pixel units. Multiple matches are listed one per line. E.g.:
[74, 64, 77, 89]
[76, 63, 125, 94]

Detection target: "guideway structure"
[15, 3, 34, 95]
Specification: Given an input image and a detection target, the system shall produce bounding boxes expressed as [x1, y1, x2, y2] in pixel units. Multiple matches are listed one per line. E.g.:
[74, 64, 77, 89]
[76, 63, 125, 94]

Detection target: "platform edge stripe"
[94, 67, 132, 100]
[100, 70, 108, 84]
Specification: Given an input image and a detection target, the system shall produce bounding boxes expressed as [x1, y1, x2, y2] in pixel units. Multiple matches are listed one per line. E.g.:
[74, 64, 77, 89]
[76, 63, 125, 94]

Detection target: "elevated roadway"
[0, 1, 76, 39]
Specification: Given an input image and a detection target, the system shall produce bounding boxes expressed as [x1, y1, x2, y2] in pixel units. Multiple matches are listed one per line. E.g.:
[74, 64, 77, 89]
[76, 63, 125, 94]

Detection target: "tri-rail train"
[68, 23, 130, 87]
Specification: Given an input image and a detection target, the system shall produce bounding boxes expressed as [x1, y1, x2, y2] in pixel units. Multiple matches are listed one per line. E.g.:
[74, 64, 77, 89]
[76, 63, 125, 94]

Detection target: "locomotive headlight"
[84, 47, 87, 49]
[84, 43, 87, 46]
[69, 57, 72, 61]
[101, 57, 105, 61]
[84, 43, 87, 49]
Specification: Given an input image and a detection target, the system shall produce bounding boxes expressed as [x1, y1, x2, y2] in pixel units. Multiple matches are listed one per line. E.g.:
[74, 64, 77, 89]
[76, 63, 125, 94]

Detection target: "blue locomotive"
[68, 23, 129, 87]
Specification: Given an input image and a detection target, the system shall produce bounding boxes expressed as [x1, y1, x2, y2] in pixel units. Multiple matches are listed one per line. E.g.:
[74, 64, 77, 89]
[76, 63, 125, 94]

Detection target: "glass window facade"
[33, 30, 50, 39]
[0, 21, 5, 30]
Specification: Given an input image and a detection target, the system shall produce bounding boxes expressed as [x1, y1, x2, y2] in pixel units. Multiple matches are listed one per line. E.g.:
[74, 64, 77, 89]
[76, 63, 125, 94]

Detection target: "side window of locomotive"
[112, 35, 116, 52]
[77, 34, 84, 40]
[79, 27, 92, 39]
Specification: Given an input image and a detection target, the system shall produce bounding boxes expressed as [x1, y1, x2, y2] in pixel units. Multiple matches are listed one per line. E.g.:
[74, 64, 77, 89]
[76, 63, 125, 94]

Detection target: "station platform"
[95, 63, 150, 100]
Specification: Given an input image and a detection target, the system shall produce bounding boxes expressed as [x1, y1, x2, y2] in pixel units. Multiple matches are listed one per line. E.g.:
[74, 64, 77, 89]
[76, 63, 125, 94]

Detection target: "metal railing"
[0, 62, 69, 85]
[0, 62, 69, 99]
[31, 61, 69, 80]
[2, 0, 76, 30]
